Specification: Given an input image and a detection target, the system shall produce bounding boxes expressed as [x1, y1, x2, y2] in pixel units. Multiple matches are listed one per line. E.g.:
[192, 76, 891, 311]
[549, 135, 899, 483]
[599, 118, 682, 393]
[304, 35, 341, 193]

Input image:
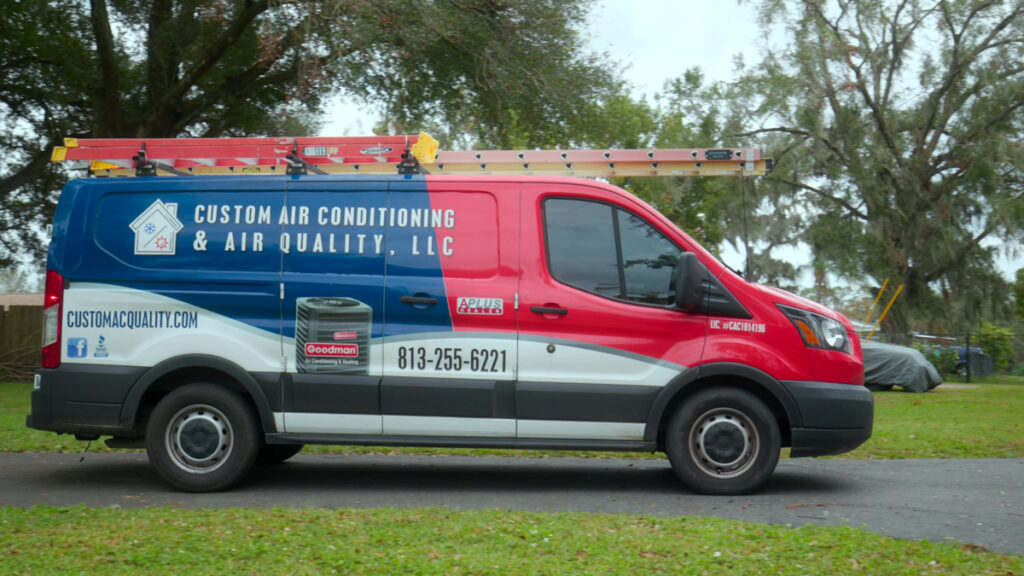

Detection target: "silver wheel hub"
[689, 408, 758, 479]
[166, 404, 232, 474]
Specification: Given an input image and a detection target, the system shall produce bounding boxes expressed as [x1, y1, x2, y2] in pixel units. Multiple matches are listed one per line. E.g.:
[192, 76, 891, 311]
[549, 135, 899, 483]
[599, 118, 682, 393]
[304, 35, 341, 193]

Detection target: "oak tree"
[734, 0, 1024, 339]
[0, 0, 628, 265]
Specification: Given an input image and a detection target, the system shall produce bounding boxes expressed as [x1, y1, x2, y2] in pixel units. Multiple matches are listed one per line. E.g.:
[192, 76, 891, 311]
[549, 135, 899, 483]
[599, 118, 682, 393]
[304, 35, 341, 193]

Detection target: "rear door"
[516, 183, 707, 443]
[75, 178, 285, 376]
[381, 178, 519, 438]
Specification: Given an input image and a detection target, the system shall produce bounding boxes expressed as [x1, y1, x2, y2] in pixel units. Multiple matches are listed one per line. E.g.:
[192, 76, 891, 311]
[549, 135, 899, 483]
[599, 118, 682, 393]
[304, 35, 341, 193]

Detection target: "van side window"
[544, 198, 681, 305]
[617, 210, 681, 304]
[544, 199, 620, 297]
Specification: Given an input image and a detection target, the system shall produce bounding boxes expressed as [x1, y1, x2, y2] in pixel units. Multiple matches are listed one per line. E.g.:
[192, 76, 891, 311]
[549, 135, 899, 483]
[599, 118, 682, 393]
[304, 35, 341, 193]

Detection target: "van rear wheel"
[665, 387, 780, 495]
[146, 383, 260, 492]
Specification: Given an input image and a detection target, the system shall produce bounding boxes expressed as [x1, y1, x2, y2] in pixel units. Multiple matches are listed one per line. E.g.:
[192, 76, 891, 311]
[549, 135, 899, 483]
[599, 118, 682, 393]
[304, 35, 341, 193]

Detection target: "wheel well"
[134, 367, 260, 437]
[655, 375, 792, 452]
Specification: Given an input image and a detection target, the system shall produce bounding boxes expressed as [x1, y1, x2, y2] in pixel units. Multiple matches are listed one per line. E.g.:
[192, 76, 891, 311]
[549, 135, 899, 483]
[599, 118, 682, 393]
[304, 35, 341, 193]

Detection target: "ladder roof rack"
[52, 132, 772, 178]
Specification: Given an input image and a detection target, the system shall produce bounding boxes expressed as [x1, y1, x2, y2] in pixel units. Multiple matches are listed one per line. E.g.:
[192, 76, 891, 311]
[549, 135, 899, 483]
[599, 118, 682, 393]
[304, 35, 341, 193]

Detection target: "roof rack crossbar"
[131, 142, 190, 177]
[285, 142, 327, 175]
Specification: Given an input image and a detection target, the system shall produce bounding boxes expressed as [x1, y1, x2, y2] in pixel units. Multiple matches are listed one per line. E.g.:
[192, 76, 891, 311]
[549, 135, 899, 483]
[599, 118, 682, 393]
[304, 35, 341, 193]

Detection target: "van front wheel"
[146, 383, 260, 492]
[665, 387, 780, 495]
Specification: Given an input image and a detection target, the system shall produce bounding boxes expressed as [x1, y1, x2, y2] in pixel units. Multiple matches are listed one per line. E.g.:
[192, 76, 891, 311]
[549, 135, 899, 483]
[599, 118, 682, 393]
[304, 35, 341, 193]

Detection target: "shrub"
[912, 343, 960, 375]
[978, 323, 1014, 373]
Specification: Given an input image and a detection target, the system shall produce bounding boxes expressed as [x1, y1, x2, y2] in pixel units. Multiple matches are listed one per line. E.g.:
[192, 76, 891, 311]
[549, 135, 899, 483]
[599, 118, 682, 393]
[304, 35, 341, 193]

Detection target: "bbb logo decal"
[93, 335, 109, 358]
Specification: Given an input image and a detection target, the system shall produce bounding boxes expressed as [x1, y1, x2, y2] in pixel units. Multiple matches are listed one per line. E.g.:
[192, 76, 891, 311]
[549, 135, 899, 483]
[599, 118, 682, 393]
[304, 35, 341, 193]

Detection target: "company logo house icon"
[130, 199, 183, 255]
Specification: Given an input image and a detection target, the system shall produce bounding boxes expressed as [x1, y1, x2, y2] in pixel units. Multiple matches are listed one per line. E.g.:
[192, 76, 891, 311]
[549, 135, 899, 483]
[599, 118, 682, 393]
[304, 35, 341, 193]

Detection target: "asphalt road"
[2, 453, 1021, 555]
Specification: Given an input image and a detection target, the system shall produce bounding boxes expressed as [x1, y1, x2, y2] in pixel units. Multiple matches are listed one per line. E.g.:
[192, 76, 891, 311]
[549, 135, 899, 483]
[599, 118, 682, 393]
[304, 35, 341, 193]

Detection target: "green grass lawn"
[3, 507, 1021, 575]
[4, 379, 1022, 459]
[4, 379, 1023, 572]
[844, 378, 1024, 459]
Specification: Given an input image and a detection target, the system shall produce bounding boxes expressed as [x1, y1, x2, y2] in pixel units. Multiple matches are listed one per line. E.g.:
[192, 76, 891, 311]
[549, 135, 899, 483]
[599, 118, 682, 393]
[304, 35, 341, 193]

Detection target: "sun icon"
[155, 237, 169, 250]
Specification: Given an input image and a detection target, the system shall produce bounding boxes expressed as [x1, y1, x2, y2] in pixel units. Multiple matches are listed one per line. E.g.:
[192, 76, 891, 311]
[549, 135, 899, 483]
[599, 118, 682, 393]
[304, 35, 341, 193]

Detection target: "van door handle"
[530, 306, 568, 316]
[400, 295, 439, 306]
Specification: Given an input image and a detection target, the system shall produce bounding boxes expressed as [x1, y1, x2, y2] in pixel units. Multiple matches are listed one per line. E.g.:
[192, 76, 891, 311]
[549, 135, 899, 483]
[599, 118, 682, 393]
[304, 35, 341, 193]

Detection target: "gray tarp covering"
[862, 340, 943, 392]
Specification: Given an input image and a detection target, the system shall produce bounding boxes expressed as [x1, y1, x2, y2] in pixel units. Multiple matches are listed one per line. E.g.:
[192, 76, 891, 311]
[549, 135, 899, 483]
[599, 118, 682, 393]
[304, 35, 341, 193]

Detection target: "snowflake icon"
[155, 237, 169, 250]
[144, 223, 157, 235]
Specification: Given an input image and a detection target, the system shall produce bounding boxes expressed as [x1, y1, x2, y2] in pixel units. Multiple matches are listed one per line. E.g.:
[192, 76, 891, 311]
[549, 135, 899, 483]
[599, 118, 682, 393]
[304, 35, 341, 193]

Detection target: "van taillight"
[41, 270, 64, 368]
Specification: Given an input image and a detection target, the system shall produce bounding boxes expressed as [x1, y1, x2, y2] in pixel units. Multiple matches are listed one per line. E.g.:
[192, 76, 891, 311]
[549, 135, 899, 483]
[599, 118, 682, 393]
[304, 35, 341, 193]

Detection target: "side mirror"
[674, 252, 707, 312]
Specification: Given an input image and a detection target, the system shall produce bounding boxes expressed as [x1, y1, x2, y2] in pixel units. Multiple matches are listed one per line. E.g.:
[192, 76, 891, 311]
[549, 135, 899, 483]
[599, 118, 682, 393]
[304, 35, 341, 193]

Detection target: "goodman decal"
[66, 309, 199, 330]
[305, 343, 359, 357]
[178, 203, 457, 256]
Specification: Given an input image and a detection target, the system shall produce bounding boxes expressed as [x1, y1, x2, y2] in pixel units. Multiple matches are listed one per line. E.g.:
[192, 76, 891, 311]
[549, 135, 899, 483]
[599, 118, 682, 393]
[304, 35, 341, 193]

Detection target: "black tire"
[665, 386, 781, 495]
[256, 443, 304, 466]
[145, 383, 260, 492]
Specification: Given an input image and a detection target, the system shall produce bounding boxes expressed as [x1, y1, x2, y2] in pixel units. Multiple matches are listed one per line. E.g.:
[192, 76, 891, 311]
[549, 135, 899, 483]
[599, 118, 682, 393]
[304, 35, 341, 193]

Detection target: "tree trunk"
[881, 302, 911, 346]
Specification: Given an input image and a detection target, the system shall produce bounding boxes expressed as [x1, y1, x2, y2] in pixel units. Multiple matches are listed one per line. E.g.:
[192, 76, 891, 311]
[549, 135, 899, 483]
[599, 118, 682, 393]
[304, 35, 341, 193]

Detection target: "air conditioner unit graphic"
[295, 297, 371, 374]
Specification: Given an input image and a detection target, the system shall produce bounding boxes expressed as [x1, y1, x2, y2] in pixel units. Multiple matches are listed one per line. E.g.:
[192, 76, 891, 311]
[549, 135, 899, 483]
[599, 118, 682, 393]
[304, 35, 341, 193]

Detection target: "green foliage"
[978, 322, 1014, 373]
[2, 507, 1022, 574]
[0, 0, 633, 263]
[721, 0, 1024, 338]
[0, 0, 94, 266]
[852, 380, 1024, 460]
[912, 343, 960, 375]
[334, 0, 642, 150]
[627, 68, 798, 278]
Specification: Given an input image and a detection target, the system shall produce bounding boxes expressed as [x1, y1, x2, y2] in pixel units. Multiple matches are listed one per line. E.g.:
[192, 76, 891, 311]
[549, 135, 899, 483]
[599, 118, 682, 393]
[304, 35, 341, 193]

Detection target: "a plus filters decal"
[456, 297, 504, 316]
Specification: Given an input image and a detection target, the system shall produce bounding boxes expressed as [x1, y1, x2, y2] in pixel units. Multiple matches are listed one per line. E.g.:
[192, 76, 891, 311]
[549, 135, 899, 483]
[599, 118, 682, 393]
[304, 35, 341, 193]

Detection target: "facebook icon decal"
[67, 338, 88, 358]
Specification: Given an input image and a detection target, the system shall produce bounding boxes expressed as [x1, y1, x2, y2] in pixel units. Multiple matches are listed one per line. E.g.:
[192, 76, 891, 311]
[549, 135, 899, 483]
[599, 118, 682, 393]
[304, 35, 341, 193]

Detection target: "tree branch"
[770, 176, 869, 220]
[146, 0, 176, 112]
[881, 0, 926, 108]
[141, 0, 270, 134]
[0, 148, 53, 200]
[807, 0, 904, 169]
[922, 2, 1023, 158]
[734, 126, 851, 168]
[171, 11, 344, 135]
[88, 0, 122, 136]
[924, 223, 998, 283]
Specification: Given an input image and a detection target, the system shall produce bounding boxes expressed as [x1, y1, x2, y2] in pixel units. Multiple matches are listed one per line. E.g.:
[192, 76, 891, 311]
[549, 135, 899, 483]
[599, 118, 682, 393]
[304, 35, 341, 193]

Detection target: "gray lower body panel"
[30, 364, 283, 437]
[30, 366, 872, 459]
[264, 432, 653, 452]
[29, 365, 145, 435]
[783, 380, 874, 457]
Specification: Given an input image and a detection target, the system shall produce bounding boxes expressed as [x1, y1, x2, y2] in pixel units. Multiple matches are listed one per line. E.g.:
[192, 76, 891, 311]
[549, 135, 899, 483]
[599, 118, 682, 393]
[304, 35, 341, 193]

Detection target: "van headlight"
[777, 305, 851, 353]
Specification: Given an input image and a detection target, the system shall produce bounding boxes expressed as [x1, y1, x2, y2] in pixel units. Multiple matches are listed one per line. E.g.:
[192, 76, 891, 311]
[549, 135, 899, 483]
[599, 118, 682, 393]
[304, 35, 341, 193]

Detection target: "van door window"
[544, 199, 619, 297]
[617, 210, 680, 305]
[544, 198, 681, 305]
